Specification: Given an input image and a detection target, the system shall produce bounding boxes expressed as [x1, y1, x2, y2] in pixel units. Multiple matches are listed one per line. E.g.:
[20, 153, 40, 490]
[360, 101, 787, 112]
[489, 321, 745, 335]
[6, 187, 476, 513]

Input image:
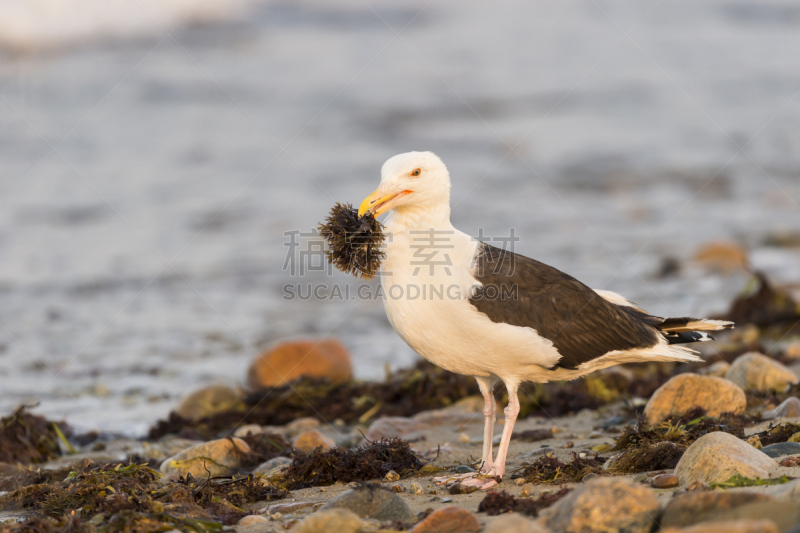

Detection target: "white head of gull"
[358, 151, 733, 488]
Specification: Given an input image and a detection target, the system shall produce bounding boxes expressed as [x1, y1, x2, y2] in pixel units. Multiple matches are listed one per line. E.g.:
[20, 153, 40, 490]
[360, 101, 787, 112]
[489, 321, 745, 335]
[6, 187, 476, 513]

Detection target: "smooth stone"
[237, 515, 269, 526]
[449, 482, 477, 495]
[763, 397, 800, 420]
[159, 437, 251, 480]
[292, 429, 336, 453]
[693, 241, 749, 273]
[666, 499, 799, 531]
[660, 519, 778, 533]
[384, 470, 400, 482]
[246, 339, 353, 389]
[410, 482, 424, 495]
[761, 442, 800, 458]
[644, 373, 746, 424]
[410, 505, 481, 533]
[175, 385, 242, 422]
[726, 352, 799, 393]
[254, 456, 292, 475]
[675, 432, 778, 485]
[286, 417, 321, 435]
[764, 478, 800, 501]
[540, 477, 659, 533]
[233, 424, 265, 438]
[293, 509, 363, 533]
[320, 483, 415, 521]
[519, 483, 535, 497]
[455, 465, 474, 473]
[660, 490, 776, 529]
[652, 473, 679, 488]
[483, 514, 551, 533]
[698, 361, 731, 378]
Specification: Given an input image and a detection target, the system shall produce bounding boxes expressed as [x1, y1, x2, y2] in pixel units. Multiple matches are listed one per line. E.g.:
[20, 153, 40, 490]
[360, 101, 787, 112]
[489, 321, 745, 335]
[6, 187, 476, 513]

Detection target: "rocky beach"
[2, 0, 800, 531]
[2, 273, 800, 532]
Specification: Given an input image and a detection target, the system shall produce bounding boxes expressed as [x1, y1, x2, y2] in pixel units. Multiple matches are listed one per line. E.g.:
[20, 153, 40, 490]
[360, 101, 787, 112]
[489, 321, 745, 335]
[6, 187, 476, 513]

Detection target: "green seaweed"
[709, 474, 793, 489]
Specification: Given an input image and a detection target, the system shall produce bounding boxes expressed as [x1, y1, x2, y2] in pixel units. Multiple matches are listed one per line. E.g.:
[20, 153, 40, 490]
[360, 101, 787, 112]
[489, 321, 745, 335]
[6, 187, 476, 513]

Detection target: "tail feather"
[664, 330, 716, 345]
[659, 317, 734, 333]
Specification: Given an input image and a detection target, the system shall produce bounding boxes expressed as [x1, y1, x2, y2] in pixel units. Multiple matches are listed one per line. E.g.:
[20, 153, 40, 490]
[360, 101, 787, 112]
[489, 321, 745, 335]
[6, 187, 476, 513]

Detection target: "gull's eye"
[411, 168, 421, 177]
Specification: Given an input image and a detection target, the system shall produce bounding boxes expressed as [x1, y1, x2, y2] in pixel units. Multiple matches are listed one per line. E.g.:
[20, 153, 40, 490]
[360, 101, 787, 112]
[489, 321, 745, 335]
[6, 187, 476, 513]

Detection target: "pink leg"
[487, 381, 519, 479]
[475, 376, 496, 474]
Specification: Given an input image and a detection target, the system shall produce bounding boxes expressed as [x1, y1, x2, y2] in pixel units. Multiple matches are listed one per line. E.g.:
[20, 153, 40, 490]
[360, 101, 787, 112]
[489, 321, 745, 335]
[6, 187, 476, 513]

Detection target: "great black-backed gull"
[357, 151, 733, 488]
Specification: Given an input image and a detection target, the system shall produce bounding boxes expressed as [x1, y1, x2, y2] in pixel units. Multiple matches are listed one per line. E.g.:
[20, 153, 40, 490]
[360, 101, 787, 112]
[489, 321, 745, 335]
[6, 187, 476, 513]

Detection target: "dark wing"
[469, 243, 660, 369]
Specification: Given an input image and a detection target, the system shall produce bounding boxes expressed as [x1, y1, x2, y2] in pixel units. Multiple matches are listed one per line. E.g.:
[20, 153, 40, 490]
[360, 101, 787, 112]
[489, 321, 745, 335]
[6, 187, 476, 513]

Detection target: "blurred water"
[1, 0, 799, 435]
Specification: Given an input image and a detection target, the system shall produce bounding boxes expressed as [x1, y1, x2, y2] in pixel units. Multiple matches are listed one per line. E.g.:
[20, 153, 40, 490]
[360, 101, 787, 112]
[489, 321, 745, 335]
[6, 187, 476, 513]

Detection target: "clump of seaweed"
[281, 437, 424, 490]
[709, 474, 793, 489]
[318, 203, 385, 279]
[149, 361, 480, 439]
[510, 452, 605, 484]
[604, 409, 749, 474]
[477, 488, 571, 517]
[149, 360, 648, 440]
[612, 408, 746, 451]
[725, 272, 800, 328]
[0, 406, 64, 464]
[750, 422, 800, 446]
[0, 458, 288, 532]
[237, 432, 292, 468]
[605, 441, 686, 474]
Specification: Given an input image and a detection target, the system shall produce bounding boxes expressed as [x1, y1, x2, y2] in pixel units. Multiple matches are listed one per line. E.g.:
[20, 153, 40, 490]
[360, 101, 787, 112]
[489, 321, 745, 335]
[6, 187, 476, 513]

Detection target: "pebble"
[458, 432, 471, 443]
[254, 455, 292, 475]
[454, 465, 474, 473]
[286, 417, 321, 434]
[675, 432, 778, 485]
[762, 397, 800, 419]
[175, 385, 242, 422]
[391, 484, 404, 493]
[589, 431, 602, 439]
[725, 352, 799, 393]
[409, 505, 481, 533]
[384, 470, 400, 482]
[292, 429, 336, 452]
[449, 482, 478, 495]
[562, 441, 575, 448]
[441, 497, 452, 503]
[514, 478, 527, 486]
[233, 424, 266, 438]
[519, 483, 535, 497]
[644, 373, 746, 423]
[410, 482, 424, 495]
[237, 515, 269, 526]
[652, 474, 679, 488]
[760, 442, 800, 458]
[483, 514, 550, 533]
[293, 509, 363, 533]
[633, 474, 647, 483]
[698, 361, 731, 378]
[246, 339, 353, 389]
[693, 241, 749, 273]
[320, 483, 415, 521]
[159, 437, 251, 479]
[541, 477, 659, 533]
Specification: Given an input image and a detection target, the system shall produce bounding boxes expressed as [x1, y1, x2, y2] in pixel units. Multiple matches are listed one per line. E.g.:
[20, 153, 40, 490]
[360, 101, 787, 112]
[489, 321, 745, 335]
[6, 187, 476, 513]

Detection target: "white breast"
[379, 221, 562, 383]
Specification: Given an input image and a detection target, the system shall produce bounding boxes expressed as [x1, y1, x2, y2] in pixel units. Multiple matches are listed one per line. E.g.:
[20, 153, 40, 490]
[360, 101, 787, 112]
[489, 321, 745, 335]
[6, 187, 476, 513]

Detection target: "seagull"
[357, 151, 733, 488]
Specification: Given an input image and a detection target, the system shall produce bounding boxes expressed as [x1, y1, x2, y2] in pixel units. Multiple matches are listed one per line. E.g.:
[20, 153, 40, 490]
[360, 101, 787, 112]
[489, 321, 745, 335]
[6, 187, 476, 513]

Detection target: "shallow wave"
[0, 0, 257, 50]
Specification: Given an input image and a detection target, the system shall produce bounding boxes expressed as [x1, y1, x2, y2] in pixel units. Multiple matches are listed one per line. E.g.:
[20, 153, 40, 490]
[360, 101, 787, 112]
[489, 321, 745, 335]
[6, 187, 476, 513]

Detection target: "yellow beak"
[358, 188, 412, 217]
